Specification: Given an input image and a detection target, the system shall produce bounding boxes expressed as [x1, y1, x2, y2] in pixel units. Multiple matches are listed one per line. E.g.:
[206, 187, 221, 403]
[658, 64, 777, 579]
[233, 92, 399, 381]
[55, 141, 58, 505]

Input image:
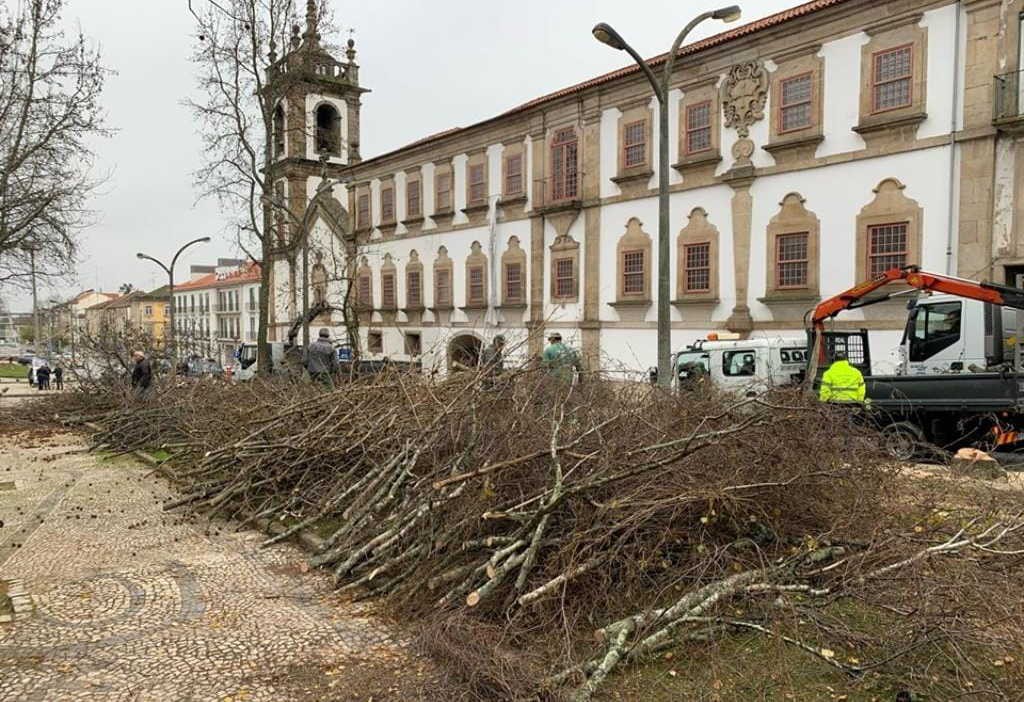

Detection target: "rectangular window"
[144, 305, 153, 316]
[776, 232, 809, 289]
[685, 101, 712, 154]
[404, 332, 422, 357]
[623, 119, 647, 168]
[504, 153, 523, 197]
[684, 242, 711, 293]
[367, 331, 383, 354]
[872, 45, 913, 112]
[554, 257, 575, 299]
[381, 272, 396, 308]
[505, 262, 523, 303]
[468, 266, 485, 305]
[358, 273, 372, 307]
[357, 193, 370, 228]
[723, 349, 757, 377]
[406, 180, 421, 217]
[550, 127, 578, 202]
[436, 172, 452, 211]
[779, 73, 813, 133]
[468, 163, 486, 205]
[622, 250, 645, 296]
[868, 222, 908, 277]
[381, 186, 395, 223]
[406, 270, 422, 307]
[435, 269, 452, 306]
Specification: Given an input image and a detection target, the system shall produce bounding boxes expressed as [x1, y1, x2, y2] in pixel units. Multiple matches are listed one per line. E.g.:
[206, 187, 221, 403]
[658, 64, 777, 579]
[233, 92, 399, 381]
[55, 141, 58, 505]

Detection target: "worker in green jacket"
[818, 350, 866, 403]
[542, 332, 582, 382]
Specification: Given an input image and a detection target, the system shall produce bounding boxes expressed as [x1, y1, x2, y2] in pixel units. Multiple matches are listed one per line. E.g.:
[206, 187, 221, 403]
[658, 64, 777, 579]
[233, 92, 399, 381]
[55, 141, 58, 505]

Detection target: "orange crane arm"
[811, 266, 1024, 328]
[808, 266, 1024, 366]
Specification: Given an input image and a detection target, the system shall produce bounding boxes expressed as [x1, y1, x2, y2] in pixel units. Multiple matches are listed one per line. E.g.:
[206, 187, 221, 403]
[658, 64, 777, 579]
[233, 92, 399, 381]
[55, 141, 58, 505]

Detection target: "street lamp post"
[593, 6, 741, 387]
[137, 236, 212, 362]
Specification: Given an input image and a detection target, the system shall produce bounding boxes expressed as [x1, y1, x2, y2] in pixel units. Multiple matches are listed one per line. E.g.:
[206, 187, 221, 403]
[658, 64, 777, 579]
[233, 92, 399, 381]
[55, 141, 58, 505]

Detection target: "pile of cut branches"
[13, 369, 1024, 700]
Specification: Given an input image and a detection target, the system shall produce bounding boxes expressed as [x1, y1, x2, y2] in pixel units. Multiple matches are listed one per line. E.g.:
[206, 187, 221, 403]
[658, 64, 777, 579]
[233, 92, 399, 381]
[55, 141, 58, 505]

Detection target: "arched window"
[315, 103, 341, 156]
[273, 104, 285, 159]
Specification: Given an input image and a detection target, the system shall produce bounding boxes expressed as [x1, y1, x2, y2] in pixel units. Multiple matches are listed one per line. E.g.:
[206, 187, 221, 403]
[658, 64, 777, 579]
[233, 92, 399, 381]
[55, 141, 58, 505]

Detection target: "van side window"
[724, 350, 756, 377]
[909, 301, 962, 362]
[781, 348, 806, 364]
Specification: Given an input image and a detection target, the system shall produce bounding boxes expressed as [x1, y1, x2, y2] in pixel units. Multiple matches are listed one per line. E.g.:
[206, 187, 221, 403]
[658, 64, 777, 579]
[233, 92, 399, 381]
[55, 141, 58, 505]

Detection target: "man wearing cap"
[479, 335, 507, 389]
[305, 328, 339, 387]
[542, 332, 582, 383]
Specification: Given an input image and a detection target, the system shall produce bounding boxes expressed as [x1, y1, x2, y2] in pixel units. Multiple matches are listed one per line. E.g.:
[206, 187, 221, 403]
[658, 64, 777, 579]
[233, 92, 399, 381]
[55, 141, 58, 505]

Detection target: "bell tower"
[264, 0, 366, 340]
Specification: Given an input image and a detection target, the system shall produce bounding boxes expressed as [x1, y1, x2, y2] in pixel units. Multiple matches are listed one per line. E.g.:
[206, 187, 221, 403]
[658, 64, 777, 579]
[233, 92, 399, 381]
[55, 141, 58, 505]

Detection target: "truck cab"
[675, 335, 808, 395]
[902, 294, 1019, 375]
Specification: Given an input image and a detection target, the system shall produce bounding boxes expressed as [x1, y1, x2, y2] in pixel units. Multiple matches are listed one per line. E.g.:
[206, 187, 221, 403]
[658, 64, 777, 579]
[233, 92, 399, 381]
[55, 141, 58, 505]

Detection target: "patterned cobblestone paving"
[0, 432, 436, 701]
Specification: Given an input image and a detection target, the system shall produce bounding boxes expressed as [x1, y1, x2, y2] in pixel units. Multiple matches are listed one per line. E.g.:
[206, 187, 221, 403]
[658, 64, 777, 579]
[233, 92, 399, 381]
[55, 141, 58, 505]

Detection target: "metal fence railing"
[994, 71, 1024, 122]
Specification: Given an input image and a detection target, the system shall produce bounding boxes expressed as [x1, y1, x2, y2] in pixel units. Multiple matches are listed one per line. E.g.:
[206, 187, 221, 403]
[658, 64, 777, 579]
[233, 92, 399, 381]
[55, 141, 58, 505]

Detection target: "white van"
[674, 335, 808, 395]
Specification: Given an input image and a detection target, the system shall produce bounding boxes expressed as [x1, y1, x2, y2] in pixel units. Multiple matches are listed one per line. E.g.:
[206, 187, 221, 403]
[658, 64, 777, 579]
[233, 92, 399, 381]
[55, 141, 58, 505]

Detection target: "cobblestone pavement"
[0, 431, 438, 701]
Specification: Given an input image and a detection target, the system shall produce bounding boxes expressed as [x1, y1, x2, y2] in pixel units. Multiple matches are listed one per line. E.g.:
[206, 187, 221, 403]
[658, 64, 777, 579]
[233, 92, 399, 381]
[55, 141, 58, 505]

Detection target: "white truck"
[673, 334, 809, 395]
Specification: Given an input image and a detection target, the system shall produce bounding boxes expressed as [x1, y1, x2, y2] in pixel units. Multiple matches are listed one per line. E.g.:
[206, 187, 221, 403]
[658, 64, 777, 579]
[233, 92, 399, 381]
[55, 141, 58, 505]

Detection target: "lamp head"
[198, 236, 212, 243]
[136, 252, 145, 259]
[592, 23, 626, 51]
[713, 5, 742, 22]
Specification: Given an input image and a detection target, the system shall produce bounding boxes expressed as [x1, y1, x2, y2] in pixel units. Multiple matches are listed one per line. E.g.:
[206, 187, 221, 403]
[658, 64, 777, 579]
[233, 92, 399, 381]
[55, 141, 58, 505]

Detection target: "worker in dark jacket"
[305, 328, 338, 386]
[131, 350, 153, 398]
[53, 365, 64, 391]
[35, 364, 50, 391]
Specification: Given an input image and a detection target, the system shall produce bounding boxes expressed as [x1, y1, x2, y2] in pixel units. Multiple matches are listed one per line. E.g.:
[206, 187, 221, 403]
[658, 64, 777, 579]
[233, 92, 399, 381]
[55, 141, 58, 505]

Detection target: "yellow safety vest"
[819, 360, 866, 403]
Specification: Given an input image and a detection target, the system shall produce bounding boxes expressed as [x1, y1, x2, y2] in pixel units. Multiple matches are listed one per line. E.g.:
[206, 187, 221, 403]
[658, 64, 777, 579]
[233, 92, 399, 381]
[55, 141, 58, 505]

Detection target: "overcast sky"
[4, 0, 794, 312]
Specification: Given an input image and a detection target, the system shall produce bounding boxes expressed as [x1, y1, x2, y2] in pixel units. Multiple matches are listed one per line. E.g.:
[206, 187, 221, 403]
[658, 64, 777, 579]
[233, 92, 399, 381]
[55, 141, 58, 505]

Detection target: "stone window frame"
[355, 189, 371, 231]
[549, 234, 580, 304]
[855, 178, 923, 284]
[778, 73, 814, 134]
[404, 250, 424, 311]
[379, 178, 397, 228]
[432, 246, 454, 310]
[380, 254, 397, 311]
[463, 241, 488, 309]
[871, 44, 914, 114]
[355, 256, 373, 311]
[854, 16, 927, 137]
[549, 125, 580, 204]
[674, 207, 720, 304]
[765, 47, 824, 162]
[673, 76, 722, 174]
[500, 235, 527, 307]
[433, 160, 454, 217]
[466, 156, 488, 207]
[762, 193, 821, 302]
[614, 217, 652, 304]
[405, 173, 422, 220]
[367, 330, 383, 354]
[503, 148, 525, 199]
[611, 101, 654, 195]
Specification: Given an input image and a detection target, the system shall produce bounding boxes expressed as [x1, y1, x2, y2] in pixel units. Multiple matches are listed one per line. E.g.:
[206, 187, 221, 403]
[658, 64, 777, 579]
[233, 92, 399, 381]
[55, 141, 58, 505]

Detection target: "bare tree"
[0, 0, 110, 288]
[187, 0, 359, 375]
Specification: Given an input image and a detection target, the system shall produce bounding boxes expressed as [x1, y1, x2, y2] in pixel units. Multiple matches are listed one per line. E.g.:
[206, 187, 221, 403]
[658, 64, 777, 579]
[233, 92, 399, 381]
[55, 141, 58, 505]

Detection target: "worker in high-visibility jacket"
[818, 351, 867, 403]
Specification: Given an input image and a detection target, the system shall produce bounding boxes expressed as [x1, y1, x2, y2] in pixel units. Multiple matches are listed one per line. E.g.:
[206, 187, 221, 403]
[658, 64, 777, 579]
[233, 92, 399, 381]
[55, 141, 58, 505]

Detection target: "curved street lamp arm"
[661, 11, 717, 89]
[170, 236, 213, 271]
[618, 40, 666, 102]
[136, 253, 171, 277]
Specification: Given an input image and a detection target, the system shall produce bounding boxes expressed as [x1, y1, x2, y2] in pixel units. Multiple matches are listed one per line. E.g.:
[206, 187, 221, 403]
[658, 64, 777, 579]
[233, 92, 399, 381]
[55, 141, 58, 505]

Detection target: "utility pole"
[30, 248, 41, 357]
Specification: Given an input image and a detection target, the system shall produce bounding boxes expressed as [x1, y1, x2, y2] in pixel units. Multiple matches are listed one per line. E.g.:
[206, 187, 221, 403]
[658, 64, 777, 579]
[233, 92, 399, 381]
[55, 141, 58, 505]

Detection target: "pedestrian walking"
[542, 333, 582, 383]
[53, 365, 64, 391]
[131, 350, 153, 399]
[305, 328, 338, 387]
[26, 364, 33, 387]
[35, 363, 51, 391]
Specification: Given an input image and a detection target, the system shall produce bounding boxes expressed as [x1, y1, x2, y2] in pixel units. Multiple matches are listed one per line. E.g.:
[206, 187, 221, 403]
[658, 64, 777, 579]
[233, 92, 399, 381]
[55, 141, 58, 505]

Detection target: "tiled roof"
[355, 0, 851, 168]
[174, 262, 261, 292]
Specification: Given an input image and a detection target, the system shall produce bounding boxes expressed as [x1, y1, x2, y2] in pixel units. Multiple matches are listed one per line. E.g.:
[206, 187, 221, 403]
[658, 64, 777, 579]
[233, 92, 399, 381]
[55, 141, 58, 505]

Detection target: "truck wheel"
[880, 422, 924, 462]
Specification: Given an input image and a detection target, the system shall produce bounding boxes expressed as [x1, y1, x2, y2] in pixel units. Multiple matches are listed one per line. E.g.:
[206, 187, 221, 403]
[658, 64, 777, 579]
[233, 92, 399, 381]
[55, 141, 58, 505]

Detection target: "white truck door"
[905, 300, 972, 374]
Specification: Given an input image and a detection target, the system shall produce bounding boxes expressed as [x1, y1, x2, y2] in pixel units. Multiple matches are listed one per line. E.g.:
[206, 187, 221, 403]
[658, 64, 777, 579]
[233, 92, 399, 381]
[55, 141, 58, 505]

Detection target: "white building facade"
[266, 0, 1022, 376]
[173, 261, 261, 367]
